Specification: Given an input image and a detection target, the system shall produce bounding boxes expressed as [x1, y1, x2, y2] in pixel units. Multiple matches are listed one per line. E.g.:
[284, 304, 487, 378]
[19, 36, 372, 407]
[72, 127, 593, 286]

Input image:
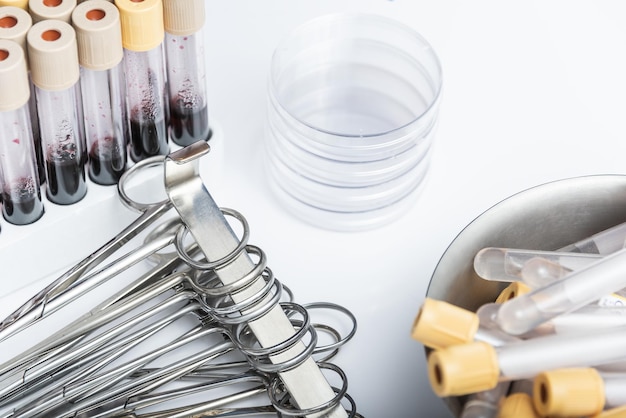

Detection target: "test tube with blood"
[27, 19, 87, 205]
[116, 0, 169, 162]
[72, 0, 128, 185]
[0, 39, 44, 224]
[162, 0, 211, 146]
[0, 6, 45, 186]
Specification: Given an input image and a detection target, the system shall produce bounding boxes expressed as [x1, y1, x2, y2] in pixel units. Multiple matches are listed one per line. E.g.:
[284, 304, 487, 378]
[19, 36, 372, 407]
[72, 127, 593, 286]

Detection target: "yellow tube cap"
[411, 298, 479, 350]
[72, 0, 123, 70]
[427, 341, 499, 397]
[0, 6, 31, 50]
[0, 0, 28, 9]
[29, 0, 77, 24]
[533, 368, 605, 417]
[0, 38, 29, 111]
[162, 0, 204, 36]
[498, 393, 540, 418]
[115, 0, 163, 51]
[495, 281, 532, 304]
[593, 405, 626, 418]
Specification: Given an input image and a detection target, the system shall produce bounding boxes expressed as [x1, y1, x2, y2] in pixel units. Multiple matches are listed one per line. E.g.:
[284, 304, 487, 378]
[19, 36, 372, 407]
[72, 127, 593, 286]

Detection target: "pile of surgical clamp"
[0, 142, 360, 418]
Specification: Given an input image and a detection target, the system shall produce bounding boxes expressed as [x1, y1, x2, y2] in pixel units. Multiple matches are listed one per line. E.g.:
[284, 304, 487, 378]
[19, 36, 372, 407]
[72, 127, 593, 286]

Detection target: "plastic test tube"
[72, 0, 128, 185]
[427, 324, 626, 397]
[162, 0, 211, 146]
[28, 0, 76, 23]
[533, 368, 626, 417]
[559, 221, 626, 255]
[473, 247, 602, 285]
[0, 39, 44, 225]
[0, 6, 45, 187]
[27, 19, 87, 205]
[494, 246, 626, 335]
[116, 0, 169, 162]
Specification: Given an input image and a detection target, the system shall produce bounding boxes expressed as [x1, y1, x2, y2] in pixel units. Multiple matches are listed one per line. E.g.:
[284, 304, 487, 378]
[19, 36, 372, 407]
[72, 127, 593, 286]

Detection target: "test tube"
[559, 221, 626, 254]
[533, 368, 626, 417]
[473, 247, 602, 284]
[27, 19, 87, 205]
[494, 247, 626, 335]
[0, 39, 44, 225]
[427, 325, 626, 397]
[0, 6, 45, 186]
[115, 0, 169, 162]
[162, 0, 211, 146]
[72, 0, 128, 185]
[28, 0, 76, 23]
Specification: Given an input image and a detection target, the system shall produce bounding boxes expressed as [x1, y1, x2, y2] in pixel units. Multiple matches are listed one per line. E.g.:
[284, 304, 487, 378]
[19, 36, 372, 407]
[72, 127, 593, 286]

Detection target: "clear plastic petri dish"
[265, 13, 442, 231]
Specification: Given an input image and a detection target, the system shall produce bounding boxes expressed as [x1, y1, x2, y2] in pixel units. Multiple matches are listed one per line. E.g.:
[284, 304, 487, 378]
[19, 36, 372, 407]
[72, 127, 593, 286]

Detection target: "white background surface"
[4, 1, 626, 417]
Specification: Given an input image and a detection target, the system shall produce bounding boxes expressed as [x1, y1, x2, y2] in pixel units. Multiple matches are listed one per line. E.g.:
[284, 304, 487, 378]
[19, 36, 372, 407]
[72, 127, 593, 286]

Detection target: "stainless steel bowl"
[425, 175, 626, 417]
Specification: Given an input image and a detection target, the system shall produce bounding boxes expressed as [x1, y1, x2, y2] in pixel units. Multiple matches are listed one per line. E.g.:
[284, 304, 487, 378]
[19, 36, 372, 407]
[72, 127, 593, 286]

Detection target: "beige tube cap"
[162, 0, 204, 36]
[115, 0, 163, 52]
[0, 6, 31, 50]
[72, 0, 122, 70]
[411, 298, 479, 350]
[498, 393, 540, 418]
[427, 341, 500, 397]
[533, 368, 605, 417]
[0, 38, 29, 111]
[593, 405, 626, 418]
[495, 281, 532, 304]
[0, 0, 28, 9]
[29, 0, 77, 23]
[27, 19, 79, 90]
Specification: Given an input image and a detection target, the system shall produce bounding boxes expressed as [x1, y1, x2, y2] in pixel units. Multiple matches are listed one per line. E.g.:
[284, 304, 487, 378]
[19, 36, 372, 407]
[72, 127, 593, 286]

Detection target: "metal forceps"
[0, 154, 182, 343]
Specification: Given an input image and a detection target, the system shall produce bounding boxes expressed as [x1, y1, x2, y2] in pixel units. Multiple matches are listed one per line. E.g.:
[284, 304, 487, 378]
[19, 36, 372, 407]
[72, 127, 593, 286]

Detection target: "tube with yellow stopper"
[533, 368, 626, 417]
[497, 393, 541, 418]
[115, 0, 169, 162]
[428, 325, 626, 397]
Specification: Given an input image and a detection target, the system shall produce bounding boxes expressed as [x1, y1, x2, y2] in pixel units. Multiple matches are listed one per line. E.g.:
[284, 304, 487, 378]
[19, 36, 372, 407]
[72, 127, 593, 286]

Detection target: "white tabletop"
[3, 1, 626, 416]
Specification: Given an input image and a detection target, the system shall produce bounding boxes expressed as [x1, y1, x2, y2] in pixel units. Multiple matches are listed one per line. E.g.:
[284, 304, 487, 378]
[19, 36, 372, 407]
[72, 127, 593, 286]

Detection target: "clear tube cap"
[0, 38, 29, 111]
[411, 298, 479, 349]
[427, 341, 499, 397]
[533, 368, 605, 417]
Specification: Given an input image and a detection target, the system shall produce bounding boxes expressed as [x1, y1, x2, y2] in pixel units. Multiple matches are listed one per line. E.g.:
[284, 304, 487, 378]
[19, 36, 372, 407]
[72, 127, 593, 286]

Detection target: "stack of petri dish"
[265, 13, 443, 231]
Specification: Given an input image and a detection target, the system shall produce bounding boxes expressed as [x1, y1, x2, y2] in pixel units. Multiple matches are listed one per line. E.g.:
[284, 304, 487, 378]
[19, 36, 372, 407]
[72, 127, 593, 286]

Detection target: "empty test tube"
[533, 368, 626, 417]
[474, 247, 601, 285]
[162, 0, 211, 146]
[0, 39, 44, 225]
[28, 0, 76, 23]
[494, 247, 626, 335]
[72, 0, 128, 185]
[427, 324, 626, 397]
[116, 0, 169, 162]
[560, 221, 626, 254]
[27, 19, 87, 205]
